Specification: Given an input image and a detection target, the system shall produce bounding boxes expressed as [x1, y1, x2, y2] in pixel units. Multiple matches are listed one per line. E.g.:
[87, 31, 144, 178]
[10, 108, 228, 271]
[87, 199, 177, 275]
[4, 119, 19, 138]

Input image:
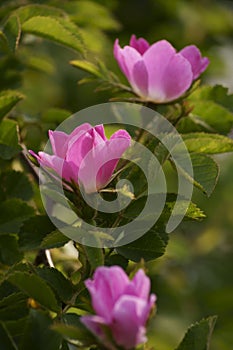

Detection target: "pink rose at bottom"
[29, 123, 131, 193]
[81, 266, 156, 349]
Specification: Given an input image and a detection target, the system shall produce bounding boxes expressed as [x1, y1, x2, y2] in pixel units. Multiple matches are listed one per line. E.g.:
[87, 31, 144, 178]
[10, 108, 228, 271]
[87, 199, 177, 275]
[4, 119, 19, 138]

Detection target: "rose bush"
[30, 123, 131, 193]
[114, 35, 209, 103]
[81, 266, 156, 349]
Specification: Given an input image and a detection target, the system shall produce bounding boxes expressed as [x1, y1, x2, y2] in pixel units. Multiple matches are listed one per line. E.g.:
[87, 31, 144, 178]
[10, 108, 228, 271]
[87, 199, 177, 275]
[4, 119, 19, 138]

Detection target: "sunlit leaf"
[70, 60, 102, 77]
[61, 0, 120, 31]
[183, 132, 233, 154]
[183, 85, 233, 135]
[14, 4, 66, 23]
[22, 16, 84, 53]
[2, 15, 21, 51]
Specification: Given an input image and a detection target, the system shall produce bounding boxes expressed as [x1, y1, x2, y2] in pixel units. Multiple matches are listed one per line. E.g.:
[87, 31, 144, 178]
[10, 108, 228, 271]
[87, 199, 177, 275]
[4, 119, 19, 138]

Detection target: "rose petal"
[94, 124, 107, 141]
[143, 40, 193, 102]
[48, 130, 69, 158]
[81, 315, 107, 339]
[66, 130, 95, 169]
[77, 129, 131, 193]
[37, 152, 75, 181]
[114, 39, 130, 79]
[111, 295, 149, 349]
[114, 39, 142, 84]
[125, 269, 152, 300]
[96, 129, 131, 189]
[66, 123, 92, 150]
[85, 266, 129, 322]
[130, 34, 150, 55]
[159, 53, 193, 102]
[132, 60, 148, 98]
[180, 45, 209, 79]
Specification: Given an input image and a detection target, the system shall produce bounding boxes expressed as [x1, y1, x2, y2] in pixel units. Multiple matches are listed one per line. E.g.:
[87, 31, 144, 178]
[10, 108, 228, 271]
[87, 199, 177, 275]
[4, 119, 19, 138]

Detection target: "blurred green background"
[1, 0, 233, 349]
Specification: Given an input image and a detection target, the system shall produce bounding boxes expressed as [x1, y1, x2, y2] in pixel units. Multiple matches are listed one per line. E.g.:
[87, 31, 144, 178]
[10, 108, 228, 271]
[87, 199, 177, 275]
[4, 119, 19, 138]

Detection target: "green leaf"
[20, 309, 62, 350]
[0, 119, 21, 159]
[0, 280, 19, 301]
[117, 228, 166, 262]
[3, 317, 28, 343]
[22, 16, 84, 53]
[0, 235, 23, 265]
[173, 153, 219, 197]
[25, 55, 55, 74]
[0, 90, 24, 121]
[122, 194, 163, 221]
[35, 267, 74, 303]
[62, 1, 120, 31]
[186, 85, 233, 135]
[40, 230, 70, 249]
[14, 4, 66, 23]
[0, 170, 33, 201]
[4, 262, 31, 277]
[0, 292, 28, 321]
[81, 234, 104, 270]
[18, 216, 56, 251]
[189, 85, 233, 112]
[0, 322, 18, 350]
[52, 314, 95, 345]
[158, 195, 206, 224]
[7, 272, 60, 313]
[184, 201, 206, 221]
[182, 132, 233, 154]
[0, 30, 9, 52]
[105, 254, 128, 269]
[70, 60, 102, 77]
[73, 287, 92, 312]
[83, 245, 104, 271]
[42, 108, 71, 123]
[0, 199, 34, 234]
[60, 341, 69, 350]
[175, 316, 217, 350]
[3, 15, 21, 52]
[52, 323, 91, 343]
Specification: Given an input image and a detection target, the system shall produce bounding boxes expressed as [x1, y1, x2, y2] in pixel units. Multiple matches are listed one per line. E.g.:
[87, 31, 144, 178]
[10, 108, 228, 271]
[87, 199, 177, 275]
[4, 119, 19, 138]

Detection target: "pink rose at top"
[114, 34, 209, 103]
[29, 123, 131, 193]
[81, 266, 156, 349]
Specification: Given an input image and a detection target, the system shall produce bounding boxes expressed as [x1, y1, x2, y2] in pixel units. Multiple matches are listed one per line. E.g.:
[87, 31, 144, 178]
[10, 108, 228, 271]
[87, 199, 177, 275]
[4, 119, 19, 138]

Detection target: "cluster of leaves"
[0, 1, 233, 350]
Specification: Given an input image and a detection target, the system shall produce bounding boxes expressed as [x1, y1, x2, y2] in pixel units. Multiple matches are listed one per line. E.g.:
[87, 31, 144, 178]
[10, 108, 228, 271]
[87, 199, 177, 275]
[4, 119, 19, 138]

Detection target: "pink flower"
[81, 266, 156, 349]
[114, 34, 209, 103]
[29, 123, 131, 193]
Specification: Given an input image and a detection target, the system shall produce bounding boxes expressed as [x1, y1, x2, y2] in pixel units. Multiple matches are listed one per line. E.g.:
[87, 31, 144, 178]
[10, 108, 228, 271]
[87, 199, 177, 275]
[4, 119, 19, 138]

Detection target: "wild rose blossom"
[81, 266, 156, 349]
[114, 34, 209, 103]
[29, 123, 131, 193]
